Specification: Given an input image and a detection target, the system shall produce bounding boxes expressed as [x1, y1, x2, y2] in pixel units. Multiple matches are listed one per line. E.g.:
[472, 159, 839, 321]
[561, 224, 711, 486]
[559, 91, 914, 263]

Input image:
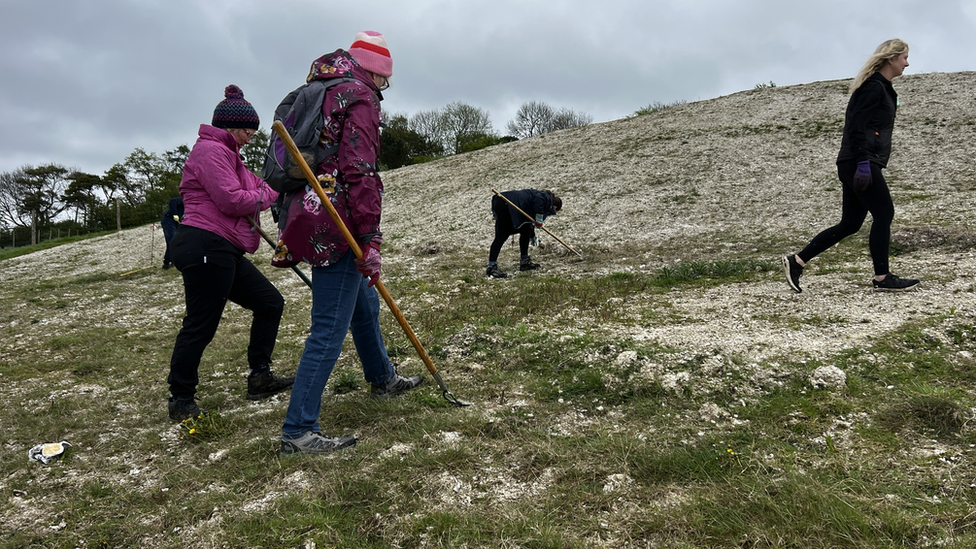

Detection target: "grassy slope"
[1, 73, 976, 548]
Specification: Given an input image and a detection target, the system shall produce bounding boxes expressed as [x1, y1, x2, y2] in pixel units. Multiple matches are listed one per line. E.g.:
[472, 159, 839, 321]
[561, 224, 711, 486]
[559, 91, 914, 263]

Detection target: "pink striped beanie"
[349, 30, 393, 77]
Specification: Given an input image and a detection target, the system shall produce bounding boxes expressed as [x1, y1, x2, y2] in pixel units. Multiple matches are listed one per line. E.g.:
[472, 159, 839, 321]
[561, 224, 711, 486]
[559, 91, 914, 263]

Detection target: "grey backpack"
[261, 78, 355, 193]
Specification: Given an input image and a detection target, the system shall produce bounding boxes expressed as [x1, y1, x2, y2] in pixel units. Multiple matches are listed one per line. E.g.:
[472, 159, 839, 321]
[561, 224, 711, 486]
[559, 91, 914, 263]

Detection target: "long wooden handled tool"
[245, 214, 313, 289]
[491, 188, 581, 257]
[271, 120, 469, 407]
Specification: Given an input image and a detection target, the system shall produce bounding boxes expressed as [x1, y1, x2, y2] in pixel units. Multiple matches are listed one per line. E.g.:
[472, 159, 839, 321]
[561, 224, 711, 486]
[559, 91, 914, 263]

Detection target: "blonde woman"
[784, 39, 918, 293]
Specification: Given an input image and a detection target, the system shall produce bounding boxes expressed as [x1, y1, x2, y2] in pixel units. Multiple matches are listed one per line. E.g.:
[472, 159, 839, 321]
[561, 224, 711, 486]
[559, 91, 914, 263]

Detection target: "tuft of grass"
[634, 99, 688, 116]
[652, 258, 776, 287]
[877, 392, 967, 439]
[178, 411, 240, 442]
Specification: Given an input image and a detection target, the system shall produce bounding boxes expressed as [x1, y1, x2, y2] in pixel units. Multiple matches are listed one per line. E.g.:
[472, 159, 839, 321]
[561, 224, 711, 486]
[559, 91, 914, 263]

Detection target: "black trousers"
[167, 225, 284, 399]
[488, 195, 535, 263]
[798, 160, 895, 276]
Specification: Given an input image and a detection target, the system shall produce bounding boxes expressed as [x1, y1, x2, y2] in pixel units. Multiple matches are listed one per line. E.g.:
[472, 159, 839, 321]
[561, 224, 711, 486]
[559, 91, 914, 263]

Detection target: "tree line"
[0, 100, 591, 248]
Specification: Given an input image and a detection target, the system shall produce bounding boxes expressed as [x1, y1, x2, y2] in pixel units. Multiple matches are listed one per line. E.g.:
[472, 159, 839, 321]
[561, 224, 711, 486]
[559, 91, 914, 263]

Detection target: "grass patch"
[2, 236, 976, 548]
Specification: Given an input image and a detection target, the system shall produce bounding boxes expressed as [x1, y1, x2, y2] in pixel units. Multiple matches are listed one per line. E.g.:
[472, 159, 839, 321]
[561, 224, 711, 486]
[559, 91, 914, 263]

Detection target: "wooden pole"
[270, 120, 468, 406]
[491, 189, 582, 257]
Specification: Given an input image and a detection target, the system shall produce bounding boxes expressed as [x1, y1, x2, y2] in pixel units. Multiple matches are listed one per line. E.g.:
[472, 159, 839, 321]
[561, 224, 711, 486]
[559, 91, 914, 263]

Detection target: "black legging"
[797, 160, 895, 276]
[488, 195, 535, 262]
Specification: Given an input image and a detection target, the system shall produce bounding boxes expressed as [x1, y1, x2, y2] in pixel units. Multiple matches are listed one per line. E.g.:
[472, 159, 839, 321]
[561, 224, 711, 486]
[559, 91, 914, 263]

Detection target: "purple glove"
[853, 160, 872, 191]
[355, 242, 381, 287]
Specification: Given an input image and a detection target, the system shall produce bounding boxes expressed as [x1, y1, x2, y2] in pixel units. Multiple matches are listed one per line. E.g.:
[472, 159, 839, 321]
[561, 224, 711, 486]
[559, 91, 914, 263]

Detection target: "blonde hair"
[850, 39, 909, 93]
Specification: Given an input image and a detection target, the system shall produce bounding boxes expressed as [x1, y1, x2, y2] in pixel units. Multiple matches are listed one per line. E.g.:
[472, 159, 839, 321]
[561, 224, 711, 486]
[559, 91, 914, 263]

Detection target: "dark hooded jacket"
[497, 189, 557, 230]
[836, 72, 898, 167]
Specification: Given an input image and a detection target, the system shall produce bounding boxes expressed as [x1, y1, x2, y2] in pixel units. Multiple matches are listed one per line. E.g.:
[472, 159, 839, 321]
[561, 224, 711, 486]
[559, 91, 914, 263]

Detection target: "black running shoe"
[486, 263, 507, 278]
[247, 369, 296, 401]
[783, 254, 803, 293]
[519, 256, 540, 271]
[168, 397, 207, 422]
[872, 273, 920, 292]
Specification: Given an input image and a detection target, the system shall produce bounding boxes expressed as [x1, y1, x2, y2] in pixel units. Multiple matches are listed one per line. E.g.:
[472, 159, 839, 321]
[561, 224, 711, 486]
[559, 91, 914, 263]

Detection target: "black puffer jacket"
[836, 72, 898, 167]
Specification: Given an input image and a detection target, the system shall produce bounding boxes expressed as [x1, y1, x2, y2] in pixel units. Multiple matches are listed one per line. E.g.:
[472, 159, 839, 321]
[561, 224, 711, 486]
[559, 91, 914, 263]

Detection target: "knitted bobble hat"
[212, 85, 260, 130]
[348, 30, 393, 77]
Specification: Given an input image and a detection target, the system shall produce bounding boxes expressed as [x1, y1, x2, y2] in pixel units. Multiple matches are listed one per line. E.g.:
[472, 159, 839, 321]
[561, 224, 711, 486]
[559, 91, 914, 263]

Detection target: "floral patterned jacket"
[273, 49, 384, 268]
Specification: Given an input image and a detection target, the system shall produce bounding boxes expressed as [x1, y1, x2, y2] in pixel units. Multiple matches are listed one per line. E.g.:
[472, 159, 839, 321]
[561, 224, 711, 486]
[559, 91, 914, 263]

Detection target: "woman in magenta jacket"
[166, 85, 294, 421]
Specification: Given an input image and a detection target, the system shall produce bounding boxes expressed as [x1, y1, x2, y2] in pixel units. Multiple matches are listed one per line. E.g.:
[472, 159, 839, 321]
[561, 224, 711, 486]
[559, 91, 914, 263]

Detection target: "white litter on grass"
[28, 441, 70, 464]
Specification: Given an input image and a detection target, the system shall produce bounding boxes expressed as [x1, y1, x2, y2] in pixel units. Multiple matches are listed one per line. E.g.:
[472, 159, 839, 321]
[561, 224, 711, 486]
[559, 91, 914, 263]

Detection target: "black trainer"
[872, 273, 920, 292]
[783, 254, 803, 293]
[371, 372, 424, 398]
[169, 397, 207, 422]
[486, 263, 507, 278]
[247, 369, 296, 401]
[519, 256, 540, 271]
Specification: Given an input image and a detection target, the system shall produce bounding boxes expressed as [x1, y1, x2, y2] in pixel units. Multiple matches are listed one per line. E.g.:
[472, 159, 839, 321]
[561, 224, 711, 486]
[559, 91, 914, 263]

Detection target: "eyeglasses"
[377, 77, 390, 91]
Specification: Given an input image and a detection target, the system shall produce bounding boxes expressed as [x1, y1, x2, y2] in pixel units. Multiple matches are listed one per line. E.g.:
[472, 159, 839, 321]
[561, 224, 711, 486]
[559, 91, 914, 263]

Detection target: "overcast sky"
[1, 0, 974, 176]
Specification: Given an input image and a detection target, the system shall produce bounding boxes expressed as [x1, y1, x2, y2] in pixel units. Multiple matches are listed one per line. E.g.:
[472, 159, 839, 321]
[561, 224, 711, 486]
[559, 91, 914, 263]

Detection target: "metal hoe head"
[432, 371, 471, 407]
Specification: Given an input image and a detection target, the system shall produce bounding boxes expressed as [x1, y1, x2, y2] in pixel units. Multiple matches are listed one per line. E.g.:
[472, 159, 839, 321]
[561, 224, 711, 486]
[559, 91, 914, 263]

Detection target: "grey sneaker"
[280, 431, 357, 455]
[247, 369, 296, 401]
[486, 263, 507, 278]
[783, 254, 803, 293]
[519, 256, 540, 271]
[371, 372, 424, 398]
[873, 273, 920, 292]
[168, 397, 207, 422]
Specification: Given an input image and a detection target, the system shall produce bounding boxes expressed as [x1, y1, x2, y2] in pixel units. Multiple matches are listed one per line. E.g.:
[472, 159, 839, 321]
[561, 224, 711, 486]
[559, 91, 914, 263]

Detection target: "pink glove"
[355, 242, 381, 287]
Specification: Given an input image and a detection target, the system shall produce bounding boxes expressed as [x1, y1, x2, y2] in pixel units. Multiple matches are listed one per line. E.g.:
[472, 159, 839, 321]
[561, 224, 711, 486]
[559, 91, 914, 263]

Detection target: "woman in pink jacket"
[166, 85, 294, 421]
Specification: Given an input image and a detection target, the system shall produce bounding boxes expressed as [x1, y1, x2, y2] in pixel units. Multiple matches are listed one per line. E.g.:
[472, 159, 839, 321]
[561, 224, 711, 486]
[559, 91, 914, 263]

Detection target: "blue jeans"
[282, 251, 395, 437]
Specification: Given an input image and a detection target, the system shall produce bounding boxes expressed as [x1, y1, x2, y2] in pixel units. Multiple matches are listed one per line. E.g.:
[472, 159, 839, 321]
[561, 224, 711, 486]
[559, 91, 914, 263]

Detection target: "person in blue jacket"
[160, 196, 184, 269]
[486, 189, 561, 278]
[783, 39, 919, 293]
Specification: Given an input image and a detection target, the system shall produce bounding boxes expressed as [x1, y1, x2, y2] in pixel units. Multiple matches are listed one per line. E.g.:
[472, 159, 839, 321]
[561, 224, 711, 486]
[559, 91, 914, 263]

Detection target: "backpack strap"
[312, 77, 358, 158]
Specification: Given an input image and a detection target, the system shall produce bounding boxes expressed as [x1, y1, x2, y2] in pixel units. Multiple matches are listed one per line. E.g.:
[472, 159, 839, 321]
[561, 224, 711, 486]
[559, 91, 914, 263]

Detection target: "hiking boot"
[519, 256, 540, 271]
[168, 397, 207, 422]
[246, 369, 296, 401]
[280, 431, 357, 455]
[872, 273, 920, 292]
[486, 263, 507, 278]
[371, 372, 424, 398]
[783, 254, 803, 293]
